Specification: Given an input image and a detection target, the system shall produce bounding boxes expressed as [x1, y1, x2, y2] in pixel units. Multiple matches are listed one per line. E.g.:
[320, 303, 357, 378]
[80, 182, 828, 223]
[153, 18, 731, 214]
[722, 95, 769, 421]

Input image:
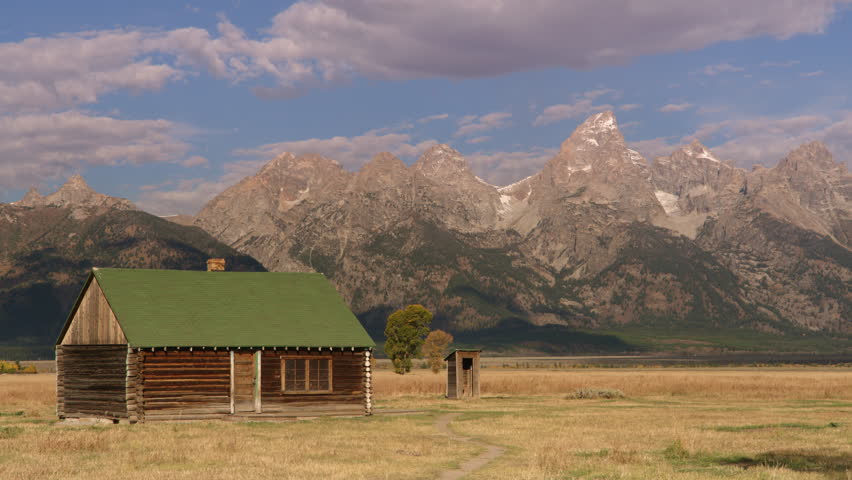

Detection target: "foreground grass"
[1, 368, 851, 479]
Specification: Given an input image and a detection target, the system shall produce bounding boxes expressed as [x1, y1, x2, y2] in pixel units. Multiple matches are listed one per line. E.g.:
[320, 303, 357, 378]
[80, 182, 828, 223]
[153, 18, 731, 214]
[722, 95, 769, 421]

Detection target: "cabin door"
[232, 352, 259, 413]
[461, 357, 473, 398]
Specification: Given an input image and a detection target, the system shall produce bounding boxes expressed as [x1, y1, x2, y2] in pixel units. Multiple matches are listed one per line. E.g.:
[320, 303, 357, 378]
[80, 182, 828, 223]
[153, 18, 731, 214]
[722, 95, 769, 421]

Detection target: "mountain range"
[2, 111, 850, 355]
[192, 111, 851, 350]
[0, 176, 263, 358]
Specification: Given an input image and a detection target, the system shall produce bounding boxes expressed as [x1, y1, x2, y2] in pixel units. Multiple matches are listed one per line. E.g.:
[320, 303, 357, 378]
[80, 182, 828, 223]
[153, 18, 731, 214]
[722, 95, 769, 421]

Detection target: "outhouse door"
[461, 357, 473, 398]
[231, 352, 260, 413]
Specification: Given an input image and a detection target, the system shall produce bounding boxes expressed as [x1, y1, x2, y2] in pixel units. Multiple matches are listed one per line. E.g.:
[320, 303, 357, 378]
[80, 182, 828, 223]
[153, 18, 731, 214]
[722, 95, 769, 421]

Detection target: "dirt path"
[435, 413, 506, 480]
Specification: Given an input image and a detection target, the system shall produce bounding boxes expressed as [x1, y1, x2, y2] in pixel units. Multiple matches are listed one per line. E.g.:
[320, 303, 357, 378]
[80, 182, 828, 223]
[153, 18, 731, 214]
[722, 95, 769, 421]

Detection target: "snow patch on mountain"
[654, 190, 681, 215]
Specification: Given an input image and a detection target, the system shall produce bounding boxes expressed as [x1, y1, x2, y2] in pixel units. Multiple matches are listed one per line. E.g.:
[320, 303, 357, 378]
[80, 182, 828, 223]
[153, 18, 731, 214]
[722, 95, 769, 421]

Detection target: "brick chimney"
[207, 258, 226, 272]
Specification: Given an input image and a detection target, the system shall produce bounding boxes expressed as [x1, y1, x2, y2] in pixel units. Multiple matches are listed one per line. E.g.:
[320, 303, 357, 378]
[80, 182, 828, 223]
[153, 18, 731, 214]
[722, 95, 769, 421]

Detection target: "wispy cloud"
[801, 70, 825, 77]
[759, 60, 799, 67]
[466, 147, 557, 186]
[659, 103, 695, 113]
[417, 113, 450, 124]
[454, 112, 511, 137]
[533, 88, 618, 126]
[632, 111, 852, 168]
[700, 63, 745, 75]
[233, 127, 435, 170]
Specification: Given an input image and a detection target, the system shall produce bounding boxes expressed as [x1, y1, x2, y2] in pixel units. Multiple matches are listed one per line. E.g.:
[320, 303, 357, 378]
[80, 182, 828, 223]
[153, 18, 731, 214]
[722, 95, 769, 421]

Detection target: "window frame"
[280, 355, 333, 394]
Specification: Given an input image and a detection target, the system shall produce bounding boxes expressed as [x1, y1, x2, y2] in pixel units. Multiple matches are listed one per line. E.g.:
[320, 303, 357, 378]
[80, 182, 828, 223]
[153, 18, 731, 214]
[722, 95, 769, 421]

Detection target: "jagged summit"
[777, 141, 840, 172]
[258, 152, 297, 175]
[361, 152, 408, 173]
[561, 110, 624, 152]
[18, 187, 44, 207]
[677, 140, 721, 163]
[16, 175, 134, 211]
[413, 144, 474, 177]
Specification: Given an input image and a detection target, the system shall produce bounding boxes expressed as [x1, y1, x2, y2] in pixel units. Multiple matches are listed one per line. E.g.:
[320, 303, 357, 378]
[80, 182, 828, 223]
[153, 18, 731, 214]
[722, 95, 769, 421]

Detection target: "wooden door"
[232, 352, 256, 412]
[461, 357, 473, 398]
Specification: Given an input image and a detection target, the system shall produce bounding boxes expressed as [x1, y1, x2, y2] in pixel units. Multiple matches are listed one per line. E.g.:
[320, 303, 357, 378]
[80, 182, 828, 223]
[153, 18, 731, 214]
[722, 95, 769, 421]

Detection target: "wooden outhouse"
[445, 349, 480, 399]
[55, 266, 375, 423]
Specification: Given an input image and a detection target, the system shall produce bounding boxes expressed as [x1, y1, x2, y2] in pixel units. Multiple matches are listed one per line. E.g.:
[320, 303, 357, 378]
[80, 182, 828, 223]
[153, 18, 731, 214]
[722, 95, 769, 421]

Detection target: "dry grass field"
[1, 367, 850, 479]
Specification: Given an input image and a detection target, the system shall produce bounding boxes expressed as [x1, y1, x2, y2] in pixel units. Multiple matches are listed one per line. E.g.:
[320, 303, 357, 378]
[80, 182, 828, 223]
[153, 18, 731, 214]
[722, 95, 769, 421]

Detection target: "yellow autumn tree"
[423, 329, 454, 374]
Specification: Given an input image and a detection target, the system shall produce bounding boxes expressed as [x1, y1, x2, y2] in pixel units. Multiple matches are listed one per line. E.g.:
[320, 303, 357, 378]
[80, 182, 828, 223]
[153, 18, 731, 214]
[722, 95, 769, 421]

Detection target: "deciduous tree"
[423, 330, 453, 374]
[383, 304, 432, 374]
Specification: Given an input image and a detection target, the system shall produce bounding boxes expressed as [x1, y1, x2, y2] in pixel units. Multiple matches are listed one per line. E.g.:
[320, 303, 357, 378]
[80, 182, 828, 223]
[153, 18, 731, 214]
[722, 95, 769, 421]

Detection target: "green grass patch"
[714, 451, 852, 473]
[709, 422, 841, 432]
[0, 426, 23, 439]
[0, 411, 23, 417]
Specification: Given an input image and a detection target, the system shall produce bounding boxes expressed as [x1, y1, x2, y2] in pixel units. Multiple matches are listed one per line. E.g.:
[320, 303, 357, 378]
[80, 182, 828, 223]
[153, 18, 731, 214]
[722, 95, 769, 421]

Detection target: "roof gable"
[87, 268, 374, 348]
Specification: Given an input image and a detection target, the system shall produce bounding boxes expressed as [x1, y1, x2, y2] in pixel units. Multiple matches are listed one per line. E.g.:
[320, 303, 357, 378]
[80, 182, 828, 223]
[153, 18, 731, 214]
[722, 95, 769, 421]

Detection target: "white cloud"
[466, 147, 557, 186]
[659, 103, 695, 113]
[466, 136, 491, 144]
[0, 110, 190, 188]
[182, 155, 209, 167]
[454, 112, 512, 137]
[2, 1, 847, 105]
[619, 103, 642, 111]
[533, 89, 618, 126]
[233, 128, 436, 170]
[801, 70, 825, 77]
[760, 60, 800, 67]
[0, 31, 184, 113]
[417, 113, 450, 124]
[631, 111, 852, 168]
[700, 63, 745, 75]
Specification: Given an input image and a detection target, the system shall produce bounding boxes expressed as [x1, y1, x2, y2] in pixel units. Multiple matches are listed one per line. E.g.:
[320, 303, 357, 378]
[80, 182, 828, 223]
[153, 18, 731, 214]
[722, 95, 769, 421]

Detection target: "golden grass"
[374, 367, 852, 399]
[1, 367, 851, 479]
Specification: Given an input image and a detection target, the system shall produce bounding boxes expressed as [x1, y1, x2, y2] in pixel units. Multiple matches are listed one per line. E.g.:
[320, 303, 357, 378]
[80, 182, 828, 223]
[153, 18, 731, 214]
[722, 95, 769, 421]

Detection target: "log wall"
[57, 345, 128, 419]
[260, 349, 370, 417]
[138, 350, 231, 421]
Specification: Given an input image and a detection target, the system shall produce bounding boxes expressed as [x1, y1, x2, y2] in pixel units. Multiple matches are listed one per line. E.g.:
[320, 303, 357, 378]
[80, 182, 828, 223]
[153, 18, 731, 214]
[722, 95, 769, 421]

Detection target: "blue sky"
[1, 0, 850, 214]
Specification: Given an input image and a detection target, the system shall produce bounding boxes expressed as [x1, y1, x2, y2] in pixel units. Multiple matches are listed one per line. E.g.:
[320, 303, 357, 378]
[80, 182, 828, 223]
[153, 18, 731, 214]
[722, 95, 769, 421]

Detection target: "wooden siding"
[447, 356, 458, 399]
[260, 349, 368, 417]
[61, 277, 126, 345]
[232, 352, 256, 413]
[446, 351, 480, 400]
[57, 345, 128, 419]
[139, 350, 231, 420]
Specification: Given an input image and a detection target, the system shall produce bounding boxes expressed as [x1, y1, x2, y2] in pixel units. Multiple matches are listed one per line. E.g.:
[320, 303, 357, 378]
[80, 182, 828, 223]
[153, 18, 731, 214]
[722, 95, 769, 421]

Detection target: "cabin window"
[281, 356, 332, 393]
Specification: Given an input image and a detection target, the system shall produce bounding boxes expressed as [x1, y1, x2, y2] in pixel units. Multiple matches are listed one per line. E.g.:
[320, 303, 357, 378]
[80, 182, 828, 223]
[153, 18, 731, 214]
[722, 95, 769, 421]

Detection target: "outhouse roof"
[445, 349, 481, 361]
[57, 268, 375, 348]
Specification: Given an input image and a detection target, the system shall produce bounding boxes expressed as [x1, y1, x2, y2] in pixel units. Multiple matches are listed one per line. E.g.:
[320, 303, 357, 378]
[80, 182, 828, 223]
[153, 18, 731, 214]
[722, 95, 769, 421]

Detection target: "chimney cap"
[207, 258, 226, 272]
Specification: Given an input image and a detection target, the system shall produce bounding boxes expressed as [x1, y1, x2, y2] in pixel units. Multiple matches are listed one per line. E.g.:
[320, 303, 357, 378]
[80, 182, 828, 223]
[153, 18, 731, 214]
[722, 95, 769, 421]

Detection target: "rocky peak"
[413, 144, 472, 179]
[361, 152, 408, 175]
[673, 140, 722, 164]
[18, 187, 44, 207]
[560, 110, 625, 152]
[18, 175, 134, 211]
[352, 152, 410, 192]
[776, 141, 841, 173]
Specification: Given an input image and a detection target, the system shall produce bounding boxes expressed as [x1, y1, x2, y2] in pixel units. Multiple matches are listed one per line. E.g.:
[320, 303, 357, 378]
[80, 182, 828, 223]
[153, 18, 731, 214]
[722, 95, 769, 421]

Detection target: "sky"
[1, 0, 851, 215]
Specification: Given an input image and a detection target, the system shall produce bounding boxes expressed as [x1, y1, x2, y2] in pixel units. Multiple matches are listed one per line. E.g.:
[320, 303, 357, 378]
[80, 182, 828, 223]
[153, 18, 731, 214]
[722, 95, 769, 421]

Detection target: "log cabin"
[55, 263, 375, 423]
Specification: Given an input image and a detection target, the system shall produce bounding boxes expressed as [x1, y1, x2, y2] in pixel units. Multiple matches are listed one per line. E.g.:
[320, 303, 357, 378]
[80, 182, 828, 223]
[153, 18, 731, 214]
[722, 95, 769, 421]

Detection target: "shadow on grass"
[665, 441, 851, 476]
[709, 422, 841, 432]
[717, 451, 852, 474]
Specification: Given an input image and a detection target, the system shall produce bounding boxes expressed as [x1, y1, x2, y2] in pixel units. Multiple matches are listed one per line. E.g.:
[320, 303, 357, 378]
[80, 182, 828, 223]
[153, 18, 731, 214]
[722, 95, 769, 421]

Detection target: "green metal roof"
[62, 268, 375, 348]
